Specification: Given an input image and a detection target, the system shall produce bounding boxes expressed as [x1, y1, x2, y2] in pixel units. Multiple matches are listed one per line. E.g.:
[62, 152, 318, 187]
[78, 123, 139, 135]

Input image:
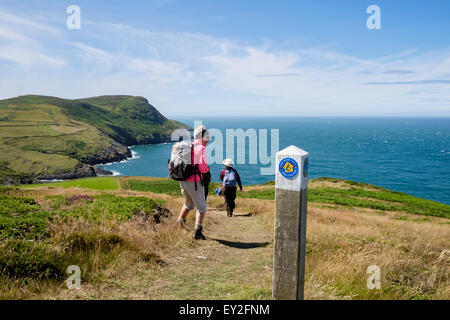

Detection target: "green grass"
[239, 188, 275, 200]
[0, 186, 163, 287]
[0, 240, 65, 280]
[19, 176, 450, 219]
[0, 195, 54, 239]
[0, 187, 159, 240]
[239, 179, 450, 219]
[55, 194, 160, 222]
[1, 176, 449, 299]
[308, 187, 450, 218]
[124, 178, 222, 198]
[22, 177, 119, 191]
[125, 179, 182, 197]
[121, 176, 450, 218]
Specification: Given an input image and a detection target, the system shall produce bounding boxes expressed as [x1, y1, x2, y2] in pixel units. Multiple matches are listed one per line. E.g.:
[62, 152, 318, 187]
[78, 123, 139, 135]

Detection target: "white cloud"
[0, 9, 65, 69]
[202, 45, 450, 114]
[70, 42, 112, 61]
[0, 10, 60, 35]
[0, 46, 65, 68]
[0, 27, 34, 43]
[0, 8, 449, 116]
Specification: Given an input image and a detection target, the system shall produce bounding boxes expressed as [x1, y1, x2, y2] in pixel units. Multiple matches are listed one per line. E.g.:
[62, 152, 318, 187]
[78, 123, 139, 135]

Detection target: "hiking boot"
[194, 226, 206, 240]
[227, 211, 233, 217]
[174, 218, 186, 229]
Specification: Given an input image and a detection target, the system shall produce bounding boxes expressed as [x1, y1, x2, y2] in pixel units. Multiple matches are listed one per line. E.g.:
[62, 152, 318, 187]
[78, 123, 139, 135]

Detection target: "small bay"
[100, 117, 450, 205]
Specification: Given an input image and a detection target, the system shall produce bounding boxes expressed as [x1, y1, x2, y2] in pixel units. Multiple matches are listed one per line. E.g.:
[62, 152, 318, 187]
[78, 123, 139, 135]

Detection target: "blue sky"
[0, 0, 449, 116]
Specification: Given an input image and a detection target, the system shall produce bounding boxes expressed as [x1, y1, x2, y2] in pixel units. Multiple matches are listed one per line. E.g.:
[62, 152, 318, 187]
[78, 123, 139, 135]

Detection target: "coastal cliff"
[0, 95, 186, 184]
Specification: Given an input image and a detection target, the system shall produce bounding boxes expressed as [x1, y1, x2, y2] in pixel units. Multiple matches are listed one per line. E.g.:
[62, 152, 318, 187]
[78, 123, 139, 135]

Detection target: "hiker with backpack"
[168, 125, 210, 240]
[220, 158, 243, 217]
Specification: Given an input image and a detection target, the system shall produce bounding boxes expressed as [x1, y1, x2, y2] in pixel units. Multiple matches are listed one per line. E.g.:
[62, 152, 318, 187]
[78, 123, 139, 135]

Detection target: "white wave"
[100, 146, 139, 167]
[101, 151, 137, 166]
[131, 149, 140, 159]
[101, 158, 129, 166]
[110, 170, 121, 176]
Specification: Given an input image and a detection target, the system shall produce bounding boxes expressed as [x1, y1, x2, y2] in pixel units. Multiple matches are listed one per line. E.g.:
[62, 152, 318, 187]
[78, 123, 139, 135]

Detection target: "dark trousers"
[223, 186, 237, 215]
[203, 172, 211, 201]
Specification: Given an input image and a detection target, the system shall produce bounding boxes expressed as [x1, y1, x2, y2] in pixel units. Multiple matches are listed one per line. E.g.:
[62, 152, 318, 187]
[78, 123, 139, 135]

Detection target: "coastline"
[95, 141, 177, 180]
[98, 146, 141, 176]
[24, 140, 175, 185]
[30, 146, 139, 184]
[25, 138, 176, 185]
[101, 147, 140, 166]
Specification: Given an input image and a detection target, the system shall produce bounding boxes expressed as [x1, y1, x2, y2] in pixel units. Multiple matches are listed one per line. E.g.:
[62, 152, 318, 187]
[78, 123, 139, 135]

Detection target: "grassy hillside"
[23, 176, 450, 219]
[51, 176, 447, 219]
[4, 176, 447, 300]
[0, 95, 186, 183]
[238, 177, 450, 219]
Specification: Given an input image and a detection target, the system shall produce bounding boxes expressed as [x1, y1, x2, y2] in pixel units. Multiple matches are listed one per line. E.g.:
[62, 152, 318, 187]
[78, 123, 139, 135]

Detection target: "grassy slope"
[3, 176, 447, 300]
[23, 177, 120, 191]
[74, 95, 185, 145]
[238, 177, 450, 219]
[31, 176, 449, 219]
[0, 95, 186, 182]
[0, 186, 166, 298]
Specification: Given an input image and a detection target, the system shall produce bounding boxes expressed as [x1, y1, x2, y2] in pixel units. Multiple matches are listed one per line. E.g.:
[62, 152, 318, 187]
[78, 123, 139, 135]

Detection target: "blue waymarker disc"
[303, 158, 309, 178]
[279, 157, 299, 179]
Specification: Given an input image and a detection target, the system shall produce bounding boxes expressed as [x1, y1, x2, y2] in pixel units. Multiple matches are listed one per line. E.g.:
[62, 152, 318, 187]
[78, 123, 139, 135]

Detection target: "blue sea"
[99, 117, 450, 205]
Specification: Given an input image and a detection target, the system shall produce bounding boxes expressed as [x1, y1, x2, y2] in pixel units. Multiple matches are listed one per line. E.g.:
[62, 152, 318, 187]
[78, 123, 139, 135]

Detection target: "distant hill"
[0, 95, 186, 183]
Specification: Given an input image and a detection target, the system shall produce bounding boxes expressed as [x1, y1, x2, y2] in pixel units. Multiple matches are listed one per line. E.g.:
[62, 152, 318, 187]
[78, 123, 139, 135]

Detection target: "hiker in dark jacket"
[219, 158, 243, 217]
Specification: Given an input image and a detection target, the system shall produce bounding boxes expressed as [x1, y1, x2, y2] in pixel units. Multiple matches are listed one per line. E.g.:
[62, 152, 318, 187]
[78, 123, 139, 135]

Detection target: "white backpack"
[223, 169, 237, 187]
[168, 141, 196, 181]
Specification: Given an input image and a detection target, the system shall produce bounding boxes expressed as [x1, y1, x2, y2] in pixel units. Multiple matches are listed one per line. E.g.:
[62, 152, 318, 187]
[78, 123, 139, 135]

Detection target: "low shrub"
[0, 195, 40, 215]
[63, 232, 125, 253]
[65, 194, 94, 205]
[62, 194, 160, 221]
[0, 195, 54, 239]
[0, 211, 55, 239]
[0, 240, 64, 279]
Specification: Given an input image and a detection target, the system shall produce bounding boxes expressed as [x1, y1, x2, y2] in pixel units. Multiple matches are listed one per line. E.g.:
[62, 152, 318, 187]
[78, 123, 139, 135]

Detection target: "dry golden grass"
[2, 185, 449, 300]
[0, 186, 219, 299]
[200, 192, 450, 299]
[209, 192, 450, 299]
[123, 188, 450, 299]
[303, 207, 449, 299]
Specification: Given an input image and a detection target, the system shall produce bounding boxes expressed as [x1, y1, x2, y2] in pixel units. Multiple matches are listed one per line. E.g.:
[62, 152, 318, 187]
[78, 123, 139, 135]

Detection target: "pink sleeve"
[193, 144, 209, 173]
[198, 146, 209, 173]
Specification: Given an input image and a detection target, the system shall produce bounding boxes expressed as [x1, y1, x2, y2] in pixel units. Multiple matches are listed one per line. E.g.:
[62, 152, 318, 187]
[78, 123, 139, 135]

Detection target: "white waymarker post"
[273, 145, 309, 300]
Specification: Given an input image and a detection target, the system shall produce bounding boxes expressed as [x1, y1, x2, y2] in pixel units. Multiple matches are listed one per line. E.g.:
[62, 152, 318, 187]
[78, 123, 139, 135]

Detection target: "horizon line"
[167, 115, 450, 118]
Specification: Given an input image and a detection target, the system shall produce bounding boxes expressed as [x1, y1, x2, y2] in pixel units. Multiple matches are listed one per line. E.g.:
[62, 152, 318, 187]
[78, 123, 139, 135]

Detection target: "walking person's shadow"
[211, 238, 269, 249]
[233, 213, 252, 217]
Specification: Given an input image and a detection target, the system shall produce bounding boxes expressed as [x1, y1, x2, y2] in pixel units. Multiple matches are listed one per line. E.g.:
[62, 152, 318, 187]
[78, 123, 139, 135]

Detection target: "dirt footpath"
[60, 207, 274, 300]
